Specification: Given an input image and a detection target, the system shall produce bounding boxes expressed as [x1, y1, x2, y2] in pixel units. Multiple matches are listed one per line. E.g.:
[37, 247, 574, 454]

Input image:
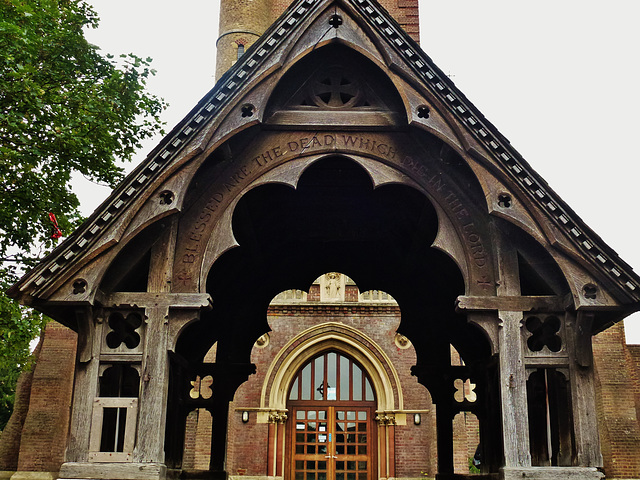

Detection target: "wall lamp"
[242, 411, 250, 423]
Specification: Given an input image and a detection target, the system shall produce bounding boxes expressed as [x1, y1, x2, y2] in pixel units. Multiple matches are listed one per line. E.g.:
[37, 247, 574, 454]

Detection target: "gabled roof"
[10, 0, 640, 306]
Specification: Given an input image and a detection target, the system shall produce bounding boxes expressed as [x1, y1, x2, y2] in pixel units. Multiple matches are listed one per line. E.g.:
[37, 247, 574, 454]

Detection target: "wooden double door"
[290, 405, 375, 480]
[287, 351, 378, 480]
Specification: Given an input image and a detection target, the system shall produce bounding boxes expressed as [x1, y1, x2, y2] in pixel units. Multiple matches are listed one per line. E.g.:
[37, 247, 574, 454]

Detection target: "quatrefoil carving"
[454, 378, 477, 403]
[526, 316, 562, 352]
[310, 66, 363, 109]
[190, 375, 213, 399]
[105, 312, 142, 349]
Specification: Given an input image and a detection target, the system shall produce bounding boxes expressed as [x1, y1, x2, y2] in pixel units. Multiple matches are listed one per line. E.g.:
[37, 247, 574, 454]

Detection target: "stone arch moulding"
[258, 322, 403, 419]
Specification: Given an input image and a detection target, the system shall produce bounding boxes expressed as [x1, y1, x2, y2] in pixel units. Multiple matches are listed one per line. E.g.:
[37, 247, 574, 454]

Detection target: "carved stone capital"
[268, 410, 288, 424]
[375, 412, 396, 426]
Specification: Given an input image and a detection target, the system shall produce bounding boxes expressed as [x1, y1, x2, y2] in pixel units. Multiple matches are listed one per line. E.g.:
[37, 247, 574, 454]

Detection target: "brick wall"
[377, 0, 420, 42]
[220, 304, 438, 477]
[452, 411, 479, 474]
[182, 410, 198, 469]
[217, 0, 422, 79]
[13, 321, 77, 472]
[216, 0, 271, 79]
[628, 344, 640, 429]
[0, 340, 41, 470]
[267, 0, 420, 42]
[593, 322, 640, 478]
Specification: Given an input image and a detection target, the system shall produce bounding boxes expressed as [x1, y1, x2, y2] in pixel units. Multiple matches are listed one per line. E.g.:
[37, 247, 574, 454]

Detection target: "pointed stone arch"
[259, 322, 403, 414]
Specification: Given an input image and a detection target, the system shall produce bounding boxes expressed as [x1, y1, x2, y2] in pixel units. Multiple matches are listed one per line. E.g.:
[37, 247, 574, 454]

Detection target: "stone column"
[267, 410, 288, 477]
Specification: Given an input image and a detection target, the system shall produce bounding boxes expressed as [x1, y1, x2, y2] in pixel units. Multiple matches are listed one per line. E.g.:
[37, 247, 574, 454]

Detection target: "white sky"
[81, 0, 640, 342]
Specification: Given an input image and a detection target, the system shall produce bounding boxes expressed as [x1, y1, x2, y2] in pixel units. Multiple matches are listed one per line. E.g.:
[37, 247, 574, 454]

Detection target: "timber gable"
[9, 0, 640, 318]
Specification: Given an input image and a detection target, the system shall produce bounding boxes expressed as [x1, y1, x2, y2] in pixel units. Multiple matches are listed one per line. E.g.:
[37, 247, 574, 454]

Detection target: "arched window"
[288, 351, 375, 403]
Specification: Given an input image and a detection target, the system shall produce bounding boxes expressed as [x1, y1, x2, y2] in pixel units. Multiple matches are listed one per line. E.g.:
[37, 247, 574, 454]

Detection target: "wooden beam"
[456, 294, 570, 313]
[96, 291, 211, 310]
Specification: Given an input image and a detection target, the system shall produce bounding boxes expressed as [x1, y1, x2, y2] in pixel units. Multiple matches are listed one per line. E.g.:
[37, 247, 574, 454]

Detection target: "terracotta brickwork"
[377, 0, 420, 42]
[182, 409, 213, 470]
[0, 321, 77, 473]
[268, 0, 419, 42]
[217, 0, 420, 78]
[216, 0, 271, 79]
[0, 341, 40, 470]
[629, 345, 640, 427]
[17, 322, 76, 471]
[220, 302, 439, 477]
[452, 412, 479, 474]
[593, 322, 640, 478]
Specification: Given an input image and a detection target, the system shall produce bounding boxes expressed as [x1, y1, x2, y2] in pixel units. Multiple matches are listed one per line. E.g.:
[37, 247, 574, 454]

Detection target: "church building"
[3, 1, 640, 480]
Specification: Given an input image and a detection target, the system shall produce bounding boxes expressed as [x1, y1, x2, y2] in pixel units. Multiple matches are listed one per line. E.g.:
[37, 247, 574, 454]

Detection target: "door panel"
[292, 406, 373, 480]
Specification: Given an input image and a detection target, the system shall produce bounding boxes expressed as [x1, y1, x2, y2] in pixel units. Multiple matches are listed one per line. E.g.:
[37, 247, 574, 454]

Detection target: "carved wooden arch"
[263, 43, 408, 128]
[259, 322, 403, 414]
[173, 130, 493, 298]
[59, 4, 488, 305]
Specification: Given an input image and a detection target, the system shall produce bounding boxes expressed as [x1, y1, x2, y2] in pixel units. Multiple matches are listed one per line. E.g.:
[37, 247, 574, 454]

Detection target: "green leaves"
[0, 0, 166, 259]
[0, 267, 47, 429]
[0, 0, 166, 429]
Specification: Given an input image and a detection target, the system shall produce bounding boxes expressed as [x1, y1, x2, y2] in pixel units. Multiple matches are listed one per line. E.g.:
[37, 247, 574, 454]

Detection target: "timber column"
[216, 0, 271, 80]
[494, 233, 532, 471]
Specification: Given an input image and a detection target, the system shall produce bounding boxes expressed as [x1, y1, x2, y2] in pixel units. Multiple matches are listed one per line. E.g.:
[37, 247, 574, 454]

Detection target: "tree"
[0, 266, 46, 429]
[0, 0, 167, 429]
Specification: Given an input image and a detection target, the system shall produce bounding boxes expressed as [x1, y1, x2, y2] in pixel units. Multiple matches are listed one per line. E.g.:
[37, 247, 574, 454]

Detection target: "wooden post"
[498, 310, 531, 467]
[66, 309, 100, 463]
[209, 399, 230, 478]
[567, 311, 603, 467]
[66, 358, 100, 462]
[495, 233, 531, 468]
[436, 406, 454, 474]
[134, 305, 171, 463]
[134, 222, 176, 464]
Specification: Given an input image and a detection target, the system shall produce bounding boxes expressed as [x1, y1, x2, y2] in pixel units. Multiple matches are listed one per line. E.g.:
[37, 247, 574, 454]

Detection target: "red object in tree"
[49, 212, 62, 239]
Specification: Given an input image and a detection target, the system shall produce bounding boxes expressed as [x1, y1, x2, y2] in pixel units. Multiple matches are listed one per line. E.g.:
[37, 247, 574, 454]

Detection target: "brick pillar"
[593, 322, 640, 478]
[628, 344, 640, 426]
[15, 322, 77, 472]
[378, 0, 420, 42]
[0, 341, 41, 471]
[267, 0, 420, 42]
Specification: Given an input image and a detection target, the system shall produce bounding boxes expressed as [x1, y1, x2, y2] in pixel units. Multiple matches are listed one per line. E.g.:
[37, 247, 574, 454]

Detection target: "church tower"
[216, 0, 420, 78]
[216, 0, 272, 80]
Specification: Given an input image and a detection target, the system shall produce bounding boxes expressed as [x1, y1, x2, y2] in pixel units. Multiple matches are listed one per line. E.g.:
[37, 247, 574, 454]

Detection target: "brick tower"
[216, 0, 420, 79]
[216, 0, 272, 80]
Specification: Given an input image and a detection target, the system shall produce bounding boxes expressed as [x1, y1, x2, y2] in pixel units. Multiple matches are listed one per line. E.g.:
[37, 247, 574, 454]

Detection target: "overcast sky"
[81, 0, 640, 342]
